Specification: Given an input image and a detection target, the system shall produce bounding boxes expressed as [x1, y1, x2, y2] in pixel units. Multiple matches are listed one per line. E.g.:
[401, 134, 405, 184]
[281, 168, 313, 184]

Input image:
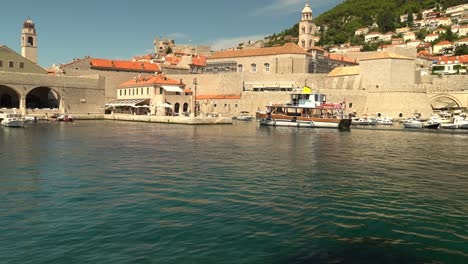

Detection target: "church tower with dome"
[298, 1, 317, 50]
[21, 18, 38, 64]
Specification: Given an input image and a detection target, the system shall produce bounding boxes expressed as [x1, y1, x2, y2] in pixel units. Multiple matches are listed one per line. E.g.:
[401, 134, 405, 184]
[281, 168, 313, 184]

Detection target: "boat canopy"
[105, 99, 149, 107]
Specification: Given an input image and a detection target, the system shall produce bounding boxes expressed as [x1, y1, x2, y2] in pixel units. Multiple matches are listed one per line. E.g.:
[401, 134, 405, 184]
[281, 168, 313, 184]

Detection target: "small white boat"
[351, 114, 377, 126]
[24, 116, 37, 123]
[1, 113, 25, 127]
[403, 119, 423, 129]
[236, 111, 254, 121]
[441, 117, 468, 129]
[377, 117, 393, 125]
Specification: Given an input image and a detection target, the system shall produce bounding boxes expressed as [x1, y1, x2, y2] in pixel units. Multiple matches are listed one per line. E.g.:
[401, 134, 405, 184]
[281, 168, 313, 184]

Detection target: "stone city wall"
[0, 71, 105, 117]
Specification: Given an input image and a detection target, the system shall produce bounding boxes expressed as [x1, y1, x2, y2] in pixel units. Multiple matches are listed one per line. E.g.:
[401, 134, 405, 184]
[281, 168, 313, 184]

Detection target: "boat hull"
[259, 118, 350, 129]
[1, 120, 25, 127]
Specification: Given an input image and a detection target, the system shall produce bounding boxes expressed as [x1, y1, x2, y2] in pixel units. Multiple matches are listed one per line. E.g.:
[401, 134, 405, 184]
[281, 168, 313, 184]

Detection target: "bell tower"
[298, 1, 317, 50]
[21, 18, 38, 64]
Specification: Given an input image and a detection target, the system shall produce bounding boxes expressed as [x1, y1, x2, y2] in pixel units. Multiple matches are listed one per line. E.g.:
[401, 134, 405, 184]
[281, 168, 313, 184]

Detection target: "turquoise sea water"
[1, 121, 467, 264]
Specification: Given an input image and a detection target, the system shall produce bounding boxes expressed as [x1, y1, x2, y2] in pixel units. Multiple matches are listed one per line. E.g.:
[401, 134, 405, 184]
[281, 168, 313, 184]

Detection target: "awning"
[105, 99, 149, 107]
[161, 86, 183, 93]
[158, 103, 174, 108]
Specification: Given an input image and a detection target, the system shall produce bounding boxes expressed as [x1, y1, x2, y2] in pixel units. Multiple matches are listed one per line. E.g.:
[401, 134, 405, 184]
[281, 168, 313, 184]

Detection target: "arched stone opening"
[0, 85, 20, 109]
[26, 87, 60, 109]
[183, 103, 189, 113]
[174, 103, 180, 114]
[430, 96, 461, 110]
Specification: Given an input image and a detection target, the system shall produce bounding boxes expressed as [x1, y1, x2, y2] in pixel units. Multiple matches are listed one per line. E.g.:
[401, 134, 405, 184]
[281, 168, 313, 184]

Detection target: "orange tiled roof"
[90, 58, 160, 72]
[196, 94, 242, 100]
[436, 55, 468, 64]
[434, 41, 453, 46]
[119, 74, 182, 88]
[164, 56, 182, 65]
[455, 38, 468, 43]
[191, 56, 207, 67]
[328, 54, 358, 64]
[209, 43, 309, 59]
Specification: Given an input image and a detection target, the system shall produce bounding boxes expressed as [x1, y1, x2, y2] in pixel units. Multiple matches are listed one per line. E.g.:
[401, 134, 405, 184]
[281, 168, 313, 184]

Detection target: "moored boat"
[352, 115, 377, 126]
[1, 113, 25, 128]
[256, 93, 351, 129]
[57, 114, 74, 122]
[377, 117, 393, 125]
[440, 117, 468, 129]
[236, 111, 254, 121]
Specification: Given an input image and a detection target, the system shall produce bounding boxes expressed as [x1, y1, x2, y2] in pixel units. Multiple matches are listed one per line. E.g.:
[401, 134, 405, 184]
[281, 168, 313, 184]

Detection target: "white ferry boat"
[1, 113, 25, 128]
[256, 93, 351, 129]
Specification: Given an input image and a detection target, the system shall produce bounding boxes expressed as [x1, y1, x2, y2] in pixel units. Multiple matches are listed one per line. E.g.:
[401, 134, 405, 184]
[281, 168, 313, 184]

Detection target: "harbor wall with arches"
[0, 71, 105, 118]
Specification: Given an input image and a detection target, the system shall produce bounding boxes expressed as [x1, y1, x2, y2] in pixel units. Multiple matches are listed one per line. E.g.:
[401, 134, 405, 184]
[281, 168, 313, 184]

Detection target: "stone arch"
[429, 95, 462, 110]
[174, 102, 180, 114]
[26, 87, 61, 109]
[0, 85, 21, 109]
[183, 102, 189, 113]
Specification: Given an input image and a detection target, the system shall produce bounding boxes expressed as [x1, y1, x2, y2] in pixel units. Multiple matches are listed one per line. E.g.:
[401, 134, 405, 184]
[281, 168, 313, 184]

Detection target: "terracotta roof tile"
[119, 74, 182, 88]
[90, 58, 160, 72]
[434, 41, 453, 46]
[327, 66, 360, 77]
[209, 43, 308, 59]
[191, 56, 207, 66]
[328, 54, 358, 64]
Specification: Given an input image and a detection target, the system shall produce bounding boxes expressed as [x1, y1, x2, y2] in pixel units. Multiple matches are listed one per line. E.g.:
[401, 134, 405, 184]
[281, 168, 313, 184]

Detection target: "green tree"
[407, 11, 414, 26]
[455, 46, 468, 56]
[377, 9, 395, 33]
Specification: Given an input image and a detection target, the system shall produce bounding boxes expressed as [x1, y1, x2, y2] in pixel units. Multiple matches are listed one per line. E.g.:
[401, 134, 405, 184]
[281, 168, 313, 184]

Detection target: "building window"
[399, 113, 404, 118]
[302, 26, 305, 34]
[301, 40, 305, 47]
[251, 64, 257, 72]
[349, 103, 353, 108]
[214, 104, 217, 108]
[235, 104, 238, 108]
[0, 60, 3, 67]
[264, 63, 270, 72]
[124, 90, 127, 96]
[147, 87, 149, 94]
[8, 61, 14, 68]
[19, 62, 24, 69]
[238, 64, 243, 72]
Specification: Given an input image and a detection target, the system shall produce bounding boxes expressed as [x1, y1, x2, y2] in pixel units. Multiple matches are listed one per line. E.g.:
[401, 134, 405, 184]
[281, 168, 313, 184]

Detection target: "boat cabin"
[266, 93, 344, 119]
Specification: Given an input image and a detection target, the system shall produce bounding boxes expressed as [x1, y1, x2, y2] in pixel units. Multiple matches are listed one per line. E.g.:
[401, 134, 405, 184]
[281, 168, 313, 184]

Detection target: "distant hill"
[265, 0, 466, 48]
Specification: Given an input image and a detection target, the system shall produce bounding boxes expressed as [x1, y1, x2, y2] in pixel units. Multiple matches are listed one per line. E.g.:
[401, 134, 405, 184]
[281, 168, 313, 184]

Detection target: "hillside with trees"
[265, 0, 466, 49]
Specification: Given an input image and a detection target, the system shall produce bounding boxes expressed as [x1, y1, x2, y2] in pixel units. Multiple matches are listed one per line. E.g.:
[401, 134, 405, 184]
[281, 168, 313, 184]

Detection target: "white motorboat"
[403, 119, 423, 129]
[1, 113, 25, 127]
[24, 116, 37, 123]
[352, 115, 377, 126]
[377, 117, 393, 125]
[236, 111, 254, 121]
[440, 117, 468, 129]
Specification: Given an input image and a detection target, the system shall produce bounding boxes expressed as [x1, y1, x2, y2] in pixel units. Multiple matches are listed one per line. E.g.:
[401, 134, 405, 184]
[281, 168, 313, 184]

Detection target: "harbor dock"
[104, 114, 233, 125]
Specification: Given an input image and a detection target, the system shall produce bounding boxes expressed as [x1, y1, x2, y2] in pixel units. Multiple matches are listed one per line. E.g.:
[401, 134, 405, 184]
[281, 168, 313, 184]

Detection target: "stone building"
[108, 74, 191, 116]
[206, 43, 312, 74]
[61, 58, 161, 103]
[0, 20, 104, 118]
[325, 51, 434, 118]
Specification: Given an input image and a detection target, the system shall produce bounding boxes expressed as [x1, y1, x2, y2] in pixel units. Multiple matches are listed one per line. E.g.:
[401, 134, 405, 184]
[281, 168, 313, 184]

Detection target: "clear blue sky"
[0, 0, 341, 68]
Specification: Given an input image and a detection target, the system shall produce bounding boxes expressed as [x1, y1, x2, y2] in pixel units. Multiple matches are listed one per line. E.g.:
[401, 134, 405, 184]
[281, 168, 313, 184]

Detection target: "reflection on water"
[1, 121, 467, 264]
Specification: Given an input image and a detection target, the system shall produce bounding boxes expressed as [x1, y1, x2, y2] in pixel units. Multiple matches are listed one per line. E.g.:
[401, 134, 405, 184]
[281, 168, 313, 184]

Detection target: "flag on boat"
[303, 86, 312, 94]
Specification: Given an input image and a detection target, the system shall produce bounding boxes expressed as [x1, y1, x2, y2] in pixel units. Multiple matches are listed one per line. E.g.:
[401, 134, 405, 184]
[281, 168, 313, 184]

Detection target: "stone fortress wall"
[0, 71, 105, 118]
